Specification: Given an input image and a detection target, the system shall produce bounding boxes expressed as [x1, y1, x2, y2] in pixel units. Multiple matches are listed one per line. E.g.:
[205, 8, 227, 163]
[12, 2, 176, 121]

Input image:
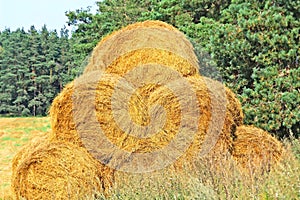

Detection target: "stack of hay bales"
[11, 20, 284, 199]
[50, 20, 242, 160]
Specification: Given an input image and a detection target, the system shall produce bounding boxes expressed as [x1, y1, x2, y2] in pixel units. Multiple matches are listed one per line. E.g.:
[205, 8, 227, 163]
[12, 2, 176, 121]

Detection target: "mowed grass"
[0, 117, 51, 199]
[0, 117, 299, 199]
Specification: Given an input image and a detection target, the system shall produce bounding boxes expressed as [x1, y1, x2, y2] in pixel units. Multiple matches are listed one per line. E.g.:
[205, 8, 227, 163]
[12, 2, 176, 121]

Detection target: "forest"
[0, 0, 299, 138]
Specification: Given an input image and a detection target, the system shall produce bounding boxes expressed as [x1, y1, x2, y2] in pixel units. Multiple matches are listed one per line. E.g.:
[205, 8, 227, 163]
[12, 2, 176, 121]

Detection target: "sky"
[0, 0, 97, 32]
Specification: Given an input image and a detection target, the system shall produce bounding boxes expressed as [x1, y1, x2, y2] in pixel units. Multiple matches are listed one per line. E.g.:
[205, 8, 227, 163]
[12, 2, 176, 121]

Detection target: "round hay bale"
[67, 69, 202, 172]
[232, 125, 283, 173]
[224, 87, 244, 128]
[203, 77, 244, 128]
[93, 74, 208, 158]
[84, 20, 199, 77]
[11, 140, 113, 200]
[49, 74, 206, 171]
[101, 20, 178, 43]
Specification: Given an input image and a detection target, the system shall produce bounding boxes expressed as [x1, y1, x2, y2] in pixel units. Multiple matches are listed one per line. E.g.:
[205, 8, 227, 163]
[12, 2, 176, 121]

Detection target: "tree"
[0, 28, 31, 115]
[193, 0, 300, 136]
[0, 26, 78, 116]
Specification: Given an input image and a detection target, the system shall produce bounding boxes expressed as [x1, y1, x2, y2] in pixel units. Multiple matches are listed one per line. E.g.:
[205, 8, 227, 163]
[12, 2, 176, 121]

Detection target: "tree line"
[0, 0, 299, 137]
[0, 26, 80, 116]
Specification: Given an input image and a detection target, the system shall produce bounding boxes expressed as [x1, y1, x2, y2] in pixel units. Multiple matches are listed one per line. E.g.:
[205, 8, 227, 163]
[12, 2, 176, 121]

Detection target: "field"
[0, 117, 299, 199]
[0, 117, 51, 199]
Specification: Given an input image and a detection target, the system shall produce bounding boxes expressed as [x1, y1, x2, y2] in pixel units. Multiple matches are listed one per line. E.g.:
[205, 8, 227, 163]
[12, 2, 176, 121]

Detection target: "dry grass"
[1, 117, 299, 199]
[98, 142, 299, 200]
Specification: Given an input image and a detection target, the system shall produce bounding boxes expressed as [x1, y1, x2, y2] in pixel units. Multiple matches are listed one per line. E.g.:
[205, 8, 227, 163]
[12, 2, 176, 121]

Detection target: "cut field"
[0, 117, 299, 199]
[0, 117, 51, 199]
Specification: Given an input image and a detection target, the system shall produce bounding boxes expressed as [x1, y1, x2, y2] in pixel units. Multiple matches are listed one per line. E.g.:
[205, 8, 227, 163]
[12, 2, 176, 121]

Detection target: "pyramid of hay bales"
[11, 20, 284, 199]
[49, 20, 243, 170]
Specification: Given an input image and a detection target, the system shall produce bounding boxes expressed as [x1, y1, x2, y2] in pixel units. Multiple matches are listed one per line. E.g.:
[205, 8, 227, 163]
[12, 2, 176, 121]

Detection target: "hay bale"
[224, 87, 244, 128]
[93, 74, 207, 159]
[50, 73, 205, 171]
[103, 48, 199, 78]
[84, 20, 199, 77]
[203, 77, 244, 128]
[232, 125, 284, 173]
[101, 20, 177, 43]
[60, 70, 202, 172]
[11, 140, 113, 200]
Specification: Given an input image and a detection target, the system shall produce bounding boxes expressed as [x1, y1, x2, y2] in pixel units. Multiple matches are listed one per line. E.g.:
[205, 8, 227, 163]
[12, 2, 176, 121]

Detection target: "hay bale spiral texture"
[93, 75, 209, 165]
[11, 133, 49, 175]
[11, 140, 113, 200]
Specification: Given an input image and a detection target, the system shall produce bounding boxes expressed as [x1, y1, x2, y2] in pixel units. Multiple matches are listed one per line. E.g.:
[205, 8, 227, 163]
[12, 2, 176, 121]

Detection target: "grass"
[0, 117, 299, 199]
[99, 146, 299, 200]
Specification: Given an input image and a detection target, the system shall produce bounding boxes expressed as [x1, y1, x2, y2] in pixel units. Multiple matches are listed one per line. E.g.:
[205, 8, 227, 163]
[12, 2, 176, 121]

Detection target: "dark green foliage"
[184, 0, 299, 137]
[241, 66, 300, 137]
[0, 26, 77, 116]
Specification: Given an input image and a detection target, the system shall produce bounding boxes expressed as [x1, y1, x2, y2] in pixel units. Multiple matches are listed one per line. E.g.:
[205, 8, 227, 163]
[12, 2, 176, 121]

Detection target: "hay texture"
[11, 140, 113, 200]
[49, 20, 245, 172]
[84, 20, 199, 77]
[50, 72, 204, 171]
[11, 133, 49, 178]
[49, 81, 81, 145]
[92, 74, 208, 170]
[203, 77, 244, 128]
[232, 125, 283, 173]
[201, 77, 244, 159]
[49, 71, 244, 171]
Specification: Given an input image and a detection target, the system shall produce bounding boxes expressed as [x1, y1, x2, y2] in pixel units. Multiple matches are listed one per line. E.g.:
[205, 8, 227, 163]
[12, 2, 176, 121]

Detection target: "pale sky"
[0, 0, 97, 32]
